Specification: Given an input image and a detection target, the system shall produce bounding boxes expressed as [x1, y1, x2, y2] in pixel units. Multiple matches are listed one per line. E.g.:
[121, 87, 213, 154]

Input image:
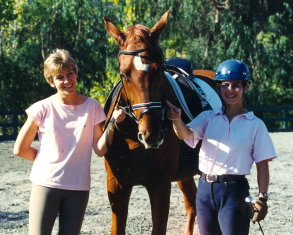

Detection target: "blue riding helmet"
[215, 60, 250, 81]
[165, 58, 193, 75]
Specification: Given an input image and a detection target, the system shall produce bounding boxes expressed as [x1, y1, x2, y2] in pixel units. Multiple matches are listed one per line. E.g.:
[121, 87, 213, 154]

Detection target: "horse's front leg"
[177, 177, 197, 235]
[146, 181, 171, 235]
[107, 175, 132, 235]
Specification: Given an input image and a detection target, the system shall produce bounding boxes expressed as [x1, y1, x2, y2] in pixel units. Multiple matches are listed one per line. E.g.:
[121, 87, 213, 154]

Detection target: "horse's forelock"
[125, 25, 153, 47]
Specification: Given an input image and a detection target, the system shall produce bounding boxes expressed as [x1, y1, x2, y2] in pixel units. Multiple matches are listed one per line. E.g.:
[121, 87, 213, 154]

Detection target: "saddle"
[164, 65, 212, 119]
[164, 65, 214, 180]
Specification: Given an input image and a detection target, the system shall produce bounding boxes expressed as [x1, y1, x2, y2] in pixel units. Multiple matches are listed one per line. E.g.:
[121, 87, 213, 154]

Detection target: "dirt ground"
[0, 132, 292, 234]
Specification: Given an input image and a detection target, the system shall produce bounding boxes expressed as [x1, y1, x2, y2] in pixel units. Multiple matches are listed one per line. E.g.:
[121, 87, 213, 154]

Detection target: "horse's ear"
[103, 17, 125, 45]
[149, 10, 170, 42]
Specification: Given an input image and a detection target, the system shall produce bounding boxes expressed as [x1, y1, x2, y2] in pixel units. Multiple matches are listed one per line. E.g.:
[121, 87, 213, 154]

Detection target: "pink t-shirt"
[26, 96, 106, 190]
[185, 108, 277, 175]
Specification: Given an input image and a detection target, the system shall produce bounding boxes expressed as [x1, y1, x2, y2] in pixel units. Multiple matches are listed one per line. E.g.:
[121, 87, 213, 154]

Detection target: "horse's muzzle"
[138, 130, 164, 149]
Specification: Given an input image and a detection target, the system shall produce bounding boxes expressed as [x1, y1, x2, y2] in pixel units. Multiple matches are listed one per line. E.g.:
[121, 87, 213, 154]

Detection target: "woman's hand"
[93, 107, 126, 157]
[112, 106, 126, 123]
[165, 100, 193, 140]
[166, 100, 181, 120]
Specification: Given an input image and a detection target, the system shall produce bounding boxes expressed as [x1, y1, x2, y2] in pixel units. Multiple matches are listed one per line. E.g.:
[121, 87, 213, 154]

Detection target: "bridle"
[118, 44, 161, 56]
[117, 44, 165, 123]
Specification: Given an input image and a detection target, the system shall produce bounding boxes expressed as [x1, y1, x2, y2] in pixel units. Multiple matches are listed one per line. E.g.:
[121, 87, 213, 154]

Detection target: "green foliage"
[0, 0, 292, 111]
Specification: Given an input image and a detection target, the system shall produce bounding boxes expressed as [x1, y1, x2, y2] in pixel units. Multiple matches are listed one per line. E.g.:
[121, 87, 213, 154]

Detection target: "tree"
[0, 0, 292, 110]
[187, 0, 293, 105]
[0, 0, 122, 109]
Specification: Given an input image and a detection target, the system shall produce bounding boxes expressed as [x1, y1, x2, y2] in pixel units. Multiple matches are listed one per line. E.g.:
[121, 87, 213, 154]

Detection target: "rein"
[117, 44, 164, 123]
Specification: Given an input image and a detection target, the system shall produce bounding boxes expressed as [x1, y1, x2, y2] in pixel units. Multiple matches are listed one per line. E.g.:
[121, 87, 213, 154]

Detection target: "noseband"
[118, 44, 164, 123]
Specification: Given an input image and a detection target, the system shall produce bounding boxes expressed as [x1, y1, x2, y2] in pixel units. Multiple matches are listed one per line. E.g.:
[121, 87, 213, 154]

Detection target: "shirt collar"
[214, 107, 224, 115]
[242, 111, 255, 120]
[213, 107, 255, 120]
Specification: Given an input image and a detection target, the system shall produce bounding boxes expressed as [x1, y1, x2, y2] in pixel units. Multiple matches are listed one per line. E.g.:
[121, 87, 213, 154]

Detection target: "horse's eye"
[120, 73, 127, 81]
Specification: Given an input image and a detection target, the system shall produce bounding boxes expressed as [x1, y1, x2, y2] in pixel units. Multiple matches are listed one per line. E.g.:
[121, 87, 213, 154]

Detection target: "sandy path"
[1, 132, 292, 234]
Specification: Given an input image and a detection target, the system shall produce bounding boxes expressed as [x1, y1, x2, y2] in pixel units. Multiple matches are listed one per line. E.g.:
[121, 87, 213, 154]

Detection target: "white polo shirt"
[184, 108, 277, 175]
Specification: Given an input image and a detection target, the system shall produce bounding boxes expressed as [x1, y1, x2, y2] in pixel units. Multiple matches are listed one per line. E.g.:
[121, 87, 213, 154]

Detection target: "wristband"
[259, 192, 268, 198]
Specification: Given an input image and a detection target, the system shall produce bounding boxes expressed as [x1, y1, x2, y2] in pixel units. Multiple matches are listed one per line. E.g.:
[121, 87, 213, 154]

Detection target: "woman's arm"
[256, 159, 270, 195]
[93, 107, 125, 157]
[13, 117, 39, 161]
[166, 100, 193, 140]
[252, 159, 270, 222]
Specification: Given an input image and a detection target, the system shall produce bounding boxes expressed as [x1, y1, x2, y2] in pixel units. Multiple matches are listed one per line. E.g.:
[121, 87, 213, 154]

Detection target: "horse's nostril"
[151, 143, 159, 149]
[138, 130, 164, 149]
[138, 132, 144, 142]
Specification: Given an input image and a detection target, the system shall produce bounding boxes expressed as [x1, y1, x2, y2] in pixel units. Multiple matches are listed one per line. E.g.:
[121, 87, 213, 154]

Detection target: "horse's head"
[103, 11, 170, 149]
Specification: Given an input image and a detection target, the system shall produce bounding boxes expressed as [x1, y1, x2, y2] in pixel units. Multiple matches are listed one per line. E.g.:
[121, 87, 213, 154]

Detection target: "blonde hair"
[44, 49, 78, 84]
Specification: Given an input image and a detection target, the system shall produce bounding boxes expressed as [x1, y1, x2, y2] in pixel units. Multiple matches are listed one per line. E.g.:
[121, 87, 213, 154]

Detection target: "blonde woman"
[14, 49, 125, 235]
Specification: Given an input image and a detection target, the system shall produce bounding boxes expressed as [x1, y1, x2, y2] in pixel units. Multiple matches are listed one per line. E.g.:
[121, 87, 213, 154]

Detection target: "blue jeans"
[196, 177, 251, 235]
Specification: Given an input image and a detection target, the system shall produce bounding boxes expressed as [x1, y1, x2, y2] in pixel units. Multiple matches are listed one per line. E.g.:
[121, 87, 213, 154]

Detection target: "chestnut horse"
[103, 11, 220, 235]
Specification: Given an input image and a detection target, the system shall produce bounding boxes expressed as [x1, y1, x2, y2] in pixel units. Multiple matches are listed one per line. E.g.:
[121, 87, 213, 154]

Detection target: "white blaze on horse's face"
[133, 55, 149, 71]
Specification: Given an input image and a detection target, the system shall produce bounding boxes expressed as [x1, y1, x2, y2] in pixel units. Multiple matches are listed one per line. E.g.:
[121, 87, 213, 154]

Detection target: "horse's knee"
[107, 175, 122, 193]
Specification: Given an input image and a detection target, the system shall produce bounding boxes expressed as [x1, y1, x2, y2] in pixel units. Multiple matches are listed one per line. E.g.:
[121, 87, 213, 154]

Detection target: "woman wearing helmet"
[166, 59, 276, 235]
